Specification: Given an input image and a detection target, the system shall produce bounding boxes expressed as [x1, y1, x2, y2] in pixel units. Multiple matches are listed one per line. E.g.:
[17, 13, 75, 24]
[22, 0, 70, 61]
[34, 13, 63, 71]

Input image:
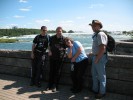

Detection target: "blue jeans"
[91, 54, 108, 94]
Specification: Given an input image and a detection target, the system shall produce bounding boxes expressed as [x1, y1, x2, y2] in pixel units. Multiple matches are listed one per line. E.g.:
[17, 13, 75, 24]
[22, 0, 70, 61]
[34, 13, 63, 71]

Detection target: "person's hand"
[88, 52, 93, 56]
[48, 51, 52, 56]
[69, 43, 73, 48]
[94, 59, 98, 64]
[42, 55, 45, 60]
[71, 57, 76, 62]
[59, 47, 64, 51]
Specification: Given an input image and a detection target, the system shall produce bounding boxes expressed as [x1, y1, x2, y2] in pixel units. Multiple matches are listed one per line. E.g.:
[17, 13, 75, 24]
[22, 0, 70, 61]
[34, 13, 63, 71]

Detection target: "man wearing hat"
[89, 20, 108, 99]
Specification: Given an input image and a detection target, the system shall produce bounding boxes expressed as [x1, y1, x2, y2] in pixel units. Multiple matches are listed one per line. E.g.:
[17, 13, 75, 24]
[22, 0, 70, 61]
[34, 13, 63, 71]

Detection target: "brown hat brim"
[89, 20, 103, 28]
[89, 23, 102, 28]
[89, 23, 92, 26]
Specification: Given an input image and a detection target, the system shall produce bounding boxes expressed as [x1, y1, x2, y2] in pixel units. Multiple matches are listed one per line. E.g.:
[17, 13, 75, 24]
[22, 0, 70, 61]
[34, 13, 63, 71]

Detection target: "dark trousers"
[71, 58, 88, 90]
[48, 58, 62, 88]
[31, 53, 43, 85]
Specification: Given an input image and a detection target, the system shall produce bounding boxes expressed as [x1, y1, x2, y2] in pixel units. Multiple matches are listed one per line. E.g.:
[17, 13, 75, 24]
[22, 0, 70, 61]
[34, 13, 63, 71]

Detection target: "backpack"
[105, 32, 115, 52]
[95, 31, 116, 52]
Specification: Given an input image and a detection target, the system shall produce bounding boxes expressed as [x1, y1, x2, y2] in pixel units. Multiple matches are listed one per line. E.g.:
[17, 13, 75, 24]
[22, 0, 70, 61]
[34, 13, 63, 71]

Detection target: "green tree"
[68, 30, 74, 33]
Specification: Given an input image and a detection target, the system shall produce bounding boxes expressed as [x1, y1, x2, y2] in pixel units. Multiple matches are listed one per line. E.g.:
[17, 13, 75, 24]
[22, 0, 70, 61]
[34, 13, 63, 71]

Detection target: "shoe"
[52, 87, 56, 92]
[95, 93, 106, 99]
[45, 87, 50, 91]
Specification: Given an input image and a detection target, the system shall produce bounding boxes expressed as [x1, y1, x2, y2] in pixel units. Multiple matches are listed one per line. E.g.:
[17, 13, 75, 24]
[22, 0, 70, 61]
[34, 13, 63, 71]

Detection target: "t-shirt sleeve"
[74, 41, 82, 49]
[97, 32, 108, 46]
[33, 35, 38, 44]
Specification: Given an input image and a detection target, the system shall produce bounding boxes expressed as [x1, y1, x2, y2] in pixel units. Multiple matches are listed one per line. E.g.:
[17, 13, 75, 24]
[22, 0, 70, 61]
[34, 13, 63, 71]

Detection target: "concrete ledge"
[0, 50, 133, 96]
[115, 41, 133, 55]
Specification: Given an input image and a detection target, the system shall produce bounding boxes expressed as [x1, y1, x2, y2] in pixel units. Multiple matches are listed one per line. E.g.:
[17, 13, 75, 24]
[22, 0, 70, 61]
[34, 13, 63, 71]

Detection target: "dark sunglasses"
[42, 30, 47, 31]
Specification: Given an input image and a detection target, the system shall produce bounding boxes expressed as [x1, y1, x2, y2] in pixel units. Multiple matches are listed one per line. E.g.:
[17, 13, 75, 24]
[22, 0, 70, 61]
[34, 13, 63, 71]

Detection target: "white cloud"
[60, 20, 73, 24]
[10, 24, 18, 26]
[35, 19, 50, 24]
[76, 16, 86, 19]
[19, 6, 32, 11]
[89, 4, 104, 9]
[19, 0, 28, 3]
[13, 15, 25, 18]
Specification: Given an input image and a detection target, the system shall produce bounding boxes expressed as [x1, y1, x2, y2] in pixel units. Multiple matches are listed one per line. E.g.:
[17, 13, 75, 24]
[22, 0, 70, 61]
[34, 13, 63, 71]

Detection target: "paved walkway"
[0, 74, 133, 100]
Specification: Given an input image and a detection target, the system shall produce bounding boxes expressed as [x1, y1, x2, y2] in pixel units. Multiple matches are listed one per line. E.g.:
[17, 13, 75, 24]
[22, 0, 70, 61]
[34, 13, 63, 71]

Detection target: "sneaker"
[45, 87, 50, 91]
[95, 93, 106, 99]
[52, 87, 56, 92]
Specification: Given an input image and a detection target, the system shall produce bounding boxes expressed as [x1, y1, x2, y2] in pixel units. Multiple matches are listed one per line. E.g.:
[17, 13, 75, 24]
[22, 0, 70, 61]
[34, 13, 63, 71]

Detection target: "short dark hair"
[41, 26, 47, 30]
[56, 26, 62, 31]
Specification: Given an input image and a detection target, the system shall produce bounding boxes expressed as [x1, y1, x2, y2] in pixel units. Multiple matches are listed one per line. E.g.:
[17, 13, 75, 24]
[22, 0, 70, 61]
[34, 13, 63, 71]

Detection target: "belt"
[35, 49, 43, 53]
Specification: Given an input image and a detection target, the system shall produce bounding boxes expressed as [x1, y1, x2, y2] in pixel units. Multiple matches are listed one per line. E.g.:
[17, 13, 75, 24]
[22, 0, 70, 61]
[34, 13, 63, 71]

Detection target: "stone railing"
[0, 41, 133, 96]
[115, 41, 133, 55]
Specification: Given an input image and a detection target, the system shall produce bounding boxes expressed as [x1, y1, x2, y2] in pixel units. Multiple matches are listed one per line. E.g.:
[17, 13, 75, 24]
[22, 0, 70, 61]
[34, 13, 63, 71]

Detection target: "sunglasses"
[42, 30, 47, 31]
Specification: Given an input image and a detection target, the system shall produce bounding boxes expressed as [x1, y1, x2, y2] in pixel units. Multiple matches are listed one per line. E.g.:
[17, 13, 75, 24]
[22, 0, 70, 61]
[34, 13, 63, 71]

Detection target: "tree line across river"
[0, 28, 75, 37]
[0, 28, 74, 43]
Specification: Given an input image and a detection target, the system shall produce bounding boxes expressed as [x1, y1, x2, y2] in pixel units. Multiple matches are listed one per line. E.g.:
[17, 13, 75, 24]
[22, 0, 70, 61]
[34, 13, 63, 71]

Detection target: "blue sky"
[0, 0, 133, 32]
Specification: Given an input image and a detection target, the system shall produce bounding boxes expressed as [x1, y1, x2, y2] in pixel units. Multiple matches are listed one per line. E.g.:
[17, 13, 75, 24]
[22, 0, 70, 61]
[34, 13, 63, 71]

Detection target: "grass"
[0, 38, 19, 43]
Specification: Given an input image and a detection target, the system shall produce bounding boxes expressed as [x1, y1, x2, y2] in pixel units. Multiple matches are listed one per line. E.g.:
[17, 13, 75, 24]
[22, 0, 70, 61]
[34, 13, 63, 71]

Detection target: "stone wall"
[0, 49, 133, 96]
[115, 41, 133, 55]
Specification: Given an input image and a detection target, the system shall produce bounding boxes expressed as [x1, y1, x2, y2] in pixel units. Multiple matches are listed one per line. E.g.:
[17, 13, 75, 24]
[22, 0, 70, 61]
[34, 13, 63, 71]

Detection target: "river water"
[0, 33, 131, 53]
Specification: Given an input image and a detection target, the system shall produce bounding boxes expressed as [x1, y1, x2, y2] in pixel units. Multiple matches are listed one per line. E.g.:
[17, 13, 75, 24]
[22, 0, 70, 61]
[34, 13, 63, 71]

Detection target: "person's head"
[64, 37, 74, 47]
[89, 20, 103, 32]
[41, 26, 47, 34]
[56, 26, 63, 36]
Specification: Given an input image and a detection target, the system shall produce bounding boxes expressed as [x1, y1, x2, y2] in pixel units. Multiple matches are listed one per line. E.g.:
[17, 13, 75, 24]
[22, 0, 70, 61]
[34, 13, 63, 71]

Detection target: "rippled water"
[0, 33, 131, 53]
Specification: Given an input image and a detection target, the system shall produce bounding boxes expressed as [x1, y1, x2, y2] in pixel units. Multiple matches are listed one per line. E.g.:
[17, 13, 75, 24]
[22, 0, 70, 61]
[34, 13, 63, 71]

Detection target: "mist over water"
[0, 33, 131, 53]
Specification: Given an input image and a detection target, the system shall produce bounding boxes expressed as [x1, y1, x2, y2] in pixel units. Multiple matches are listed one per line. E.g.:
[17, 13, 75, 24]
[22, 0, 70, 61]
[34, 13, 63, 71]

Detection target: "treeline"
[0, 28, 68, 37]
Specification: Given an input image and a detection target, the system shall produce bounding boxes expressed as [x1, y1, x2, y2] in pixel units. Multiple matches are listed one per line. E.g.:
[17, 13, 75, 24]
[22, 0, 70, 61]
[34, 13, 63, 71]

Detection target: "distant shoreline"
[0, 38, 18, 43]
